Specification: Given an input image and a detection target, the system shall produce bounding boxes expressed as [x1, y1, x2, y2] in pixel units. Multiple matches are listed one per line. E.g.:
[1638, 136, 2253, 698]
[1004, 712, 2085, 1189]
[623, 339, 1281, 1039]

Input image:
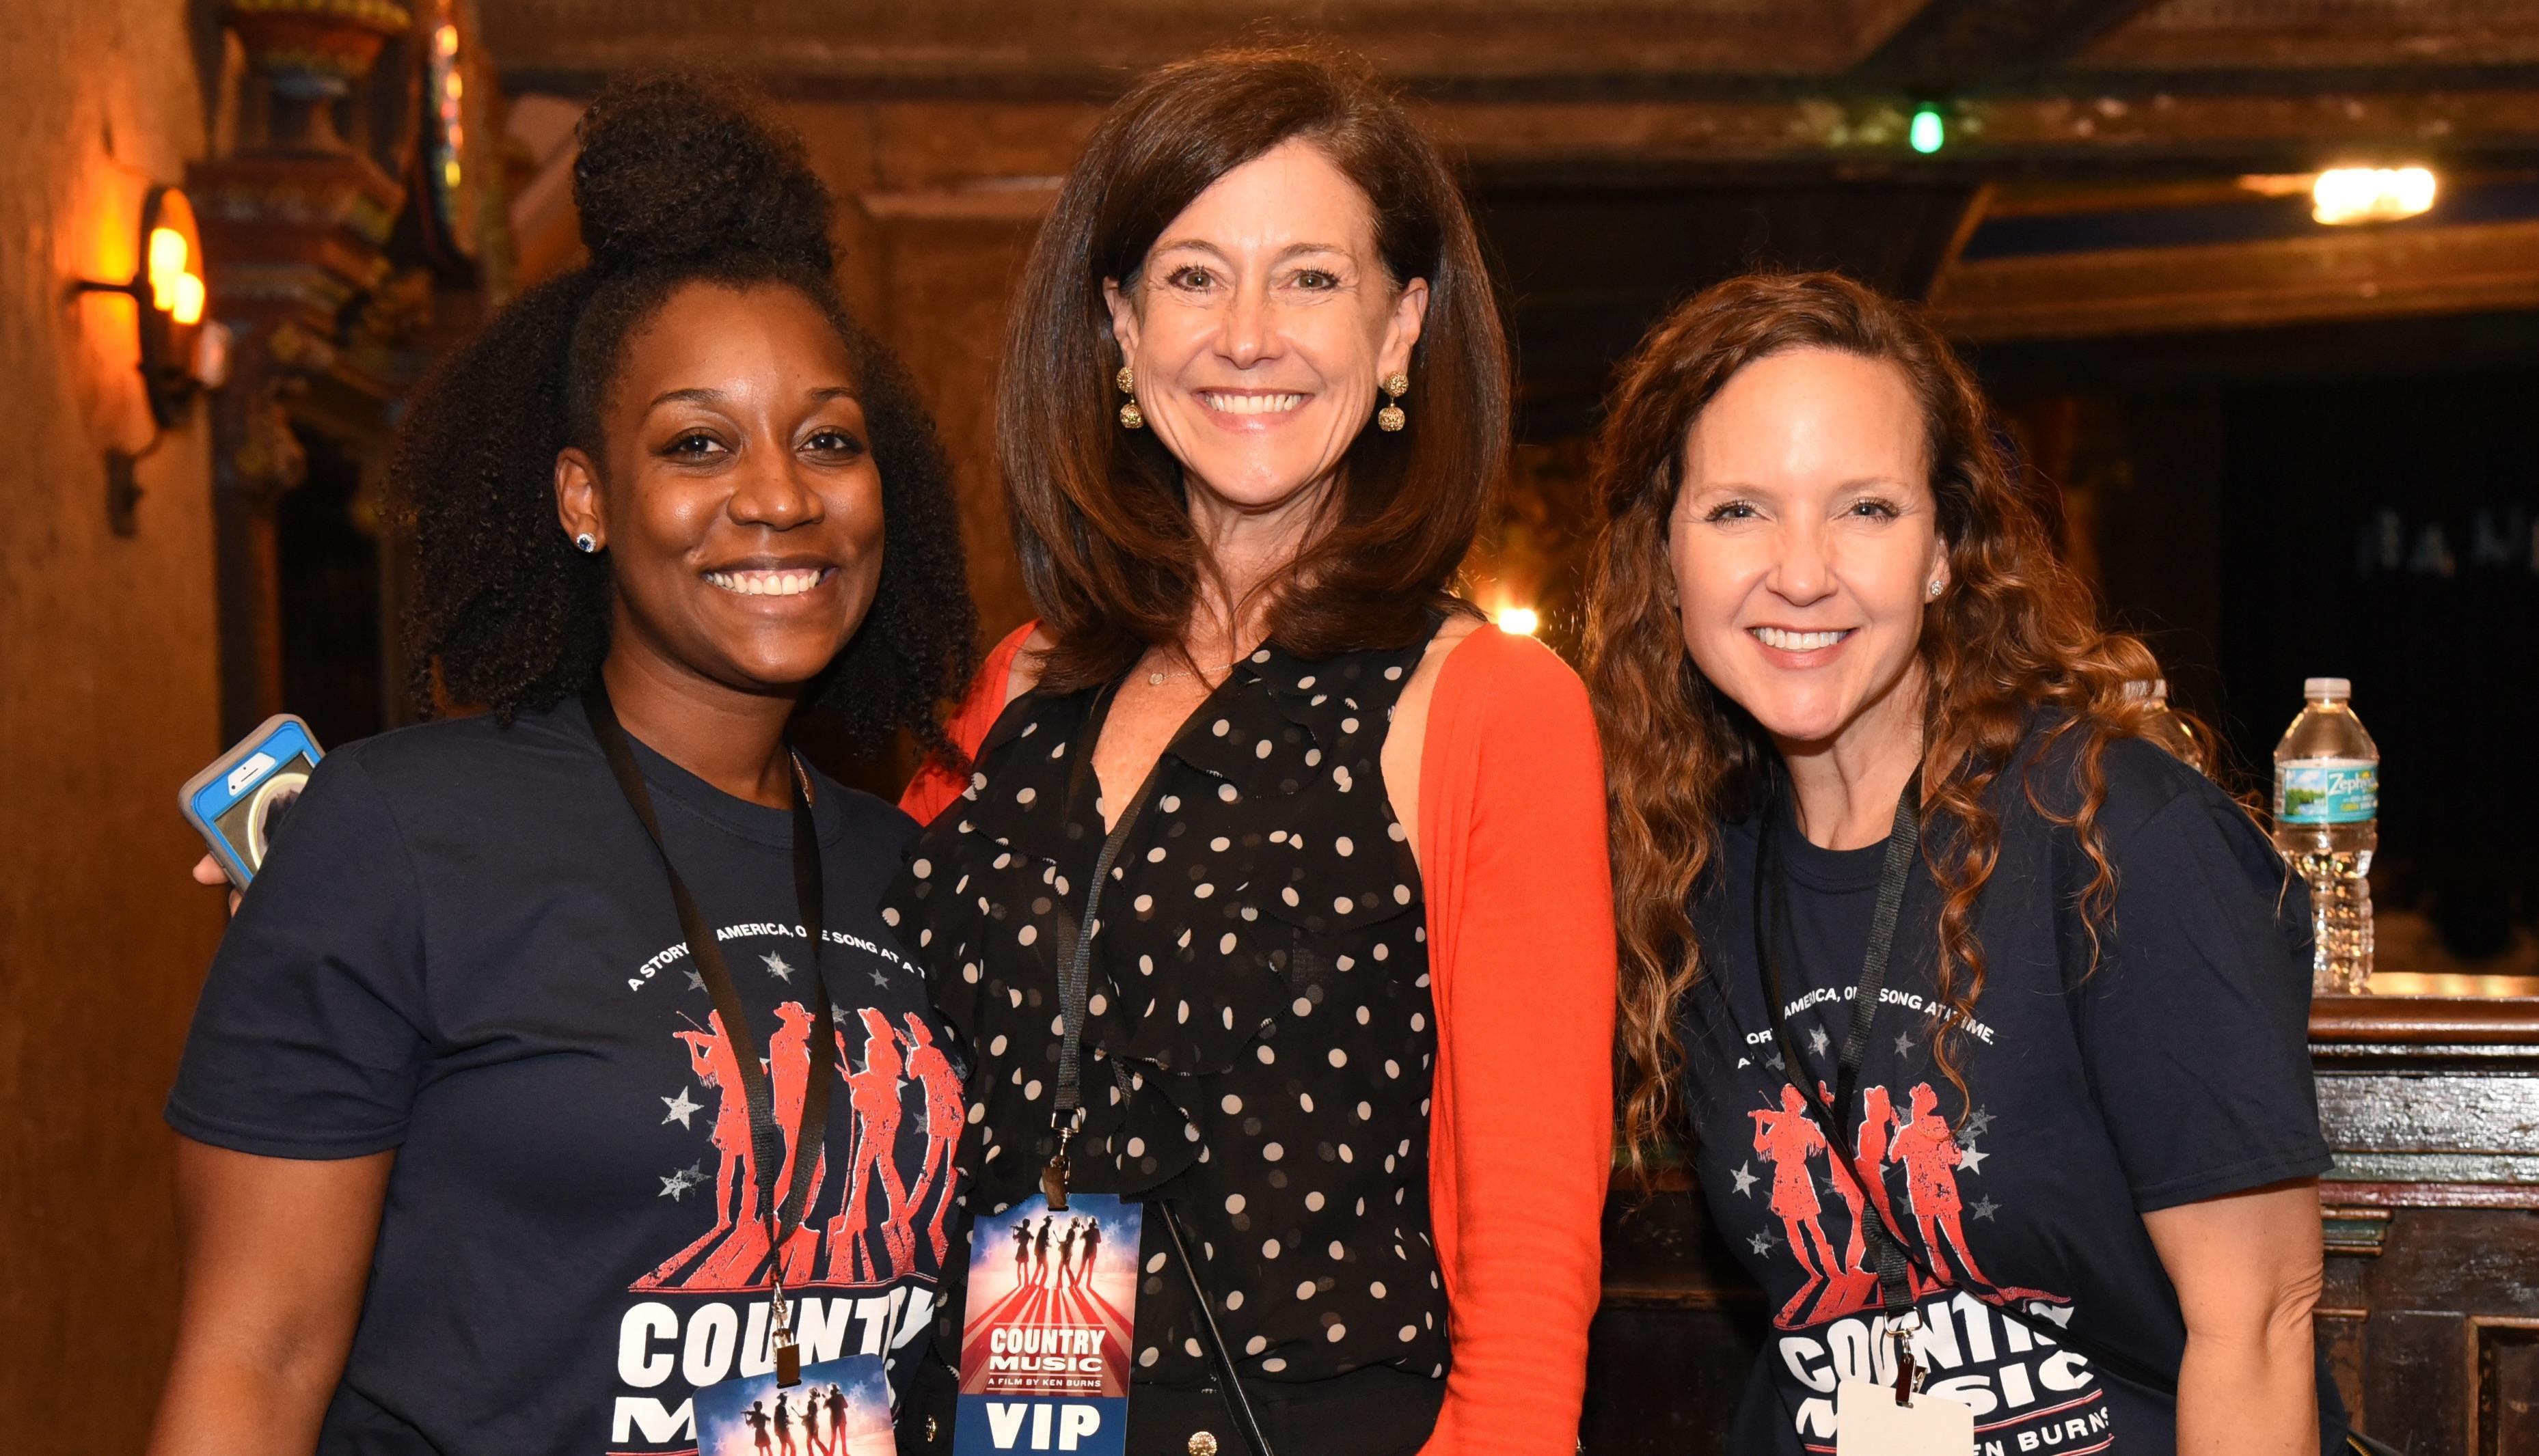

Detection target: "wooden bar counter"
[1579, 974, 2539, 1455]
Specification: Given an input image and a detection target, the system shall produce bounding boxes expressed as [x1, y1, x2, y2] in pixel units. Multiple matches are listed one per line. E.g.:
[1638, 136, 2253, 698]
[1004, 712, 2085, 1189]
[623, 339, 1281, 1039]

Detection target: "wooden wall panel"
[0, 3, 228, 1450]
[787, 99, 1069, 644]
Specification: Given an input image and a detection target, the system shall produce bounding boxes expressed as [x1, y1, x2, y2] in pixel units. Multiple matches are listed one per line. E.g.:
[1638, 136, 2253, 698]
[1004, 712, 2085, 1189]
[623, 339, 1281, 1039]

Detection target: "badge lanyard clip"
[584, 684, 832, 1389]
[1044, 1108, 1083, 1211]
[1888, 1308, 1923, 1405]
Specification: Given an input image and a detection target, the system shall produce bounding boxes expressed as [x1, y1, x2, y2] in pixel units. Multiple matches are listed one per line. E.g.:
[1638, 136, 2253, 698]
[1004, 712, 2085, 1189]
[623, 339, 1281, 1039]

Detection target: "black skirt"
[1123, 1366, 1444, 1456]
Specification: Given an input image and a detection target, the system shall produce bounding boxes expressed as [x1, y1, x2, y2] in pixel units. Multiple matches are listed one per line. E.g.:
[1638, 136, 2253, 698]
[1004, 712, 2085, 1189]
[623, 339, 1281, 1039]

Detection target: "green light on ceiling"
[1909, 105, 1946, 154]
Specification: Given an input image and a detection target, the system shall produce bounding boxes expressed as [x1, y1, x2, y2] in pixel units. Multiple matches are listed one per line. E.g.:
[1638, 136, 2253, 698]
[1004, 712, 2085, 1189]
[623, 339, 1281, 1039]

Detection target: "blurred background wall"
[6, 2, 2539, 1451]
[0, 1, 223, 1442]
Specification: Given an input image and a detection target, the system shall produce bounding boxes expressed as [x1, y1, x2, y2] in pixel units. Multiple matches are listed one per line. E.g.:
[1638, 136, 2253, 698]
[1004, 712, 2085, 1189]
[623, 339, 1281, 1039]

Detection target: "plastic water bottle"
[2126, 678, 2208, 772]
[2273, 678, 2379, 991]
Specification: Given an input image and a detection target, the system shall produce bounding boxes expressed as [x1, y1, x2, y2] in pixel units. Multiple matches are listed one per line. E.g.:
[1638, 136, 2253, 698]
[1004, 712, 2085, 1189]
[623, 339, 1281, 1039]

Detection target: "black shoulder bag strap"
[1042, 677, 1278, 1456]
[1756, 769, 2184, 1401]
[585, 683, 833, 1384]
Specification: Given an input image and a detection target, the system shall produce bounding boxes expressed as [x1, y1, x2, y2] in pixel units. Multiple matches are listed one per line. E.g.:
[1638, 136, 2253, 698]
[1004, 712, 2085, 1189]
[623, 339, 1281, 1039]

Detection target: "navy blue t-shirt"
[1679, 732, 2341, 1455]
[169, 698, 962, 1455]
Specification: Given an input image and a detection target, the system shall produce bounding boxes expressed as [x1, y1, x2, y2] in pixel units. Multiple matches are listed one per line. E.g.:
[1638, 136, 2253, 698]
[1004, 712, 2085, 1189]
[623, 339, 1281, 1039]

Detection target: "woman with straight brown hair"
[886, 44, 1614, 1456]
[1584, 273, 2345, 1455]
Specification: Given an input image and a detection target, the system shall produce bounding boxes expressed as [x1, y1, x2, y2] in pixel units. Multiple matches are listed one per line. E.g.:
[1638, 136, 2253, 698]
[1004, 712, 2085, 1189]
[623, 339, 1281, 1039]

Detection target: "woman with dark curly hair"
[152, 76, 975, 1456]
[1584, 273, 2344, 1455]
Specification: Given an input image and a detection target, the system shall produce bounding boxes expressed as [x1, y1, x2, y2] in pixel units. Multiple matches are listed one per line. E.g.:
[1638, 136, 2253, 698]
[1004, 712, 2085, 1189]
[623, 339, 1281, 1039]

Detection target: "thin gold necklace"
[1145, 657, 1240, 687]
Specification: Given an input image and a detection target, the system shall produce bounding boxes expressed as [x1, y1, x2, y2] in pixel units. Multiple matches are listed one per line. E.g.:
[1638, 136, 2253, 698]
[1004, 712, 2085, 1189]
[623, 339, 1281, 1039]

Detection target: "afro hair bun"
[572, 72, 836, 277]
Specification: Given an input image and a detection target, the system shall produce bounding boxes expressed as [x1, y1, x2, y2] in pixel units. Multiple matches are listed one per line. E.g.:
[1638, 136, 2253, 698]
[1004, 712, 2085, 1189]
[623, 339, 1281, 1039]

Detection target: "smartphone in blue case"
[180, 714, 323, 889]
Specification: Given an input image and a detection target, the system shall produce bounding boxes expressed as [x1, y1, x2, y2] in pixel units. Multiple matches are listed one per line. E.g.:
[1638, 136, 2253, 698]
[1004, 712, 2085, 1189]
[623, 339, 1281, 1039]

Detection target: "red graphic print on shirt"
[635, 998, 942, 1294]
[1748, 1080, 2064, 1330]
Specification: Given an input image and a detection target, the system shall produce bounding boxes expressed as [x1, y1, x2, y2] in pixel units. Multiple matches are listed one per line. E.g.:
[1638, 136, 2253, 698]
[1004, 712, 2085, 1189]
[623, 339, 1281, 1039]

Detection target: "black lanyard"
[584, 683, 832, 1381]
[1752, 767, 2183, 1401]
[1754, 769, 1923, 1328]
[1040, 678, 1171, 1208]
[1033, 670, 1280, 1456]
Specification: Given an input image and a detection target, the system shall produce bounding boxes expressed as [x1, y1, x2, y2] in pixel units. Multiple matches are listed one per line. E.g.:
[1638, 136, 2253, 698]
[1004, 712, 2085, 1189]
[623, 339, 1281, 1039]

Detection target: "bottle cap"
[2304, 676, 2351, 700]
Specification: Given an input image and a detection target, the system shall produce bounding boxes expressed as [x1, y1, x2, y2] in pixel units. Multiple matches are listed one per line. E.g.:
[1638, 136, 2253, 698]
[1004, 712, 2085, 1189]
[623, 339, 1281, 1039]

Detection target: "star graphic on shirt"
[1964, 1106, 1996, 1138]
[762, 952, 796, 983]
[1807, 1026, 1832, 1058]
[660, 1086, 703, 1129]
[1959, 1142, 1990, 1175]
[683, 967, 706, 993]
[658, 1164, 703, 1200]
[1970, 1196, 2000, 1222]
[1747, 1228, 1782, 1256]
[1764, 1050, 1786, 1073]
[1730, 1162, 1759, 1197]
[870, 967, 892, 987]
[1892, 1030, 1916, 1056]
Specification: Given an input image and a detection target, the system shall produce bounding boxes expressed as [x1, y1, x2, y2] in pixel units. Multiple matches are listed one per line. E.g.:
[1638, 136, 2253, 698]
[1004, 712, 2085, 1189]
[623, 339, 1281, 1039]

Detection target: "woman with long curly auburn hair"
[1584, 273, 2346, 1455]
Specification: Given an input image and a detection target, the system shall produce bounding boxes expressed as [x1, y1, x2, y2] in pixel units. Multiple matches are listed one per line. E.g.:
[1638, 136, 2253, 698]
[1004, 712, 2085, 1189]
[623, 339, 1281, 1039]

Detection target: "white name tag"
[1834, 1377, 1974, 1456]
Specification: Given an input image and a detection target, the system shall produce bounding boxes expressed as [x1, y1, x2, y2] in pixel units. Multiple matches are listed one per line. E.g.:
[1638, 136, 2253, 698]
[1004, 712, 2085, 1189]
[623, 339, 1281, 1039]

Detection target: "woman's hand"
[2143, 1177, 2326, 1456]
[145, 1139, 393, 1456]
[191, 853, 242, 915]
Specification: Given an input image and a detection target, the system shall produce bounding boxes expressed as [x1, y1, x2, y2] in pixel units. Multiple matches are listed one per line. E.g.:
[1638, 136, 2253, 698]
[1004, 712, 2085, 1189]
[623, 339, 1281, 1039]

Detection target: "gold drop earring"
[1115, 364, 1144, 430]
[1376, 372, 1408, 432]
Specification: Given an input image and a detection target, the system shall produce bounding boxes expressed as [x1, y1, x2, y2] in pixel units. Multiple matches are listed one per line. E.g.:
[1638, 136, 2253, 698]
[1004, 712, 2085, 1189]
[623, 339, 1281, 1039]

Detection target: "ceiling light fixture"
[2311, 166, 2437, 225]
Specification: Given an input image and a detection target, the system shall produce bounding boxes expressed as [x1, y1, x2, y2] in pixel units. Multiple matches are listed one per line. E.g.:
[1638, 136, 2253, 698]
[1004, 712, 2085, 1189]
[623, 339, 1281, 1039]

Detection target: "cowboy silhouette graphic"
[901, 1013, 965, 1263]
[1076, 1216, 1103, 1286]
[825, 1008, 916, 1281]
[1891, 1083, 2059, 1304]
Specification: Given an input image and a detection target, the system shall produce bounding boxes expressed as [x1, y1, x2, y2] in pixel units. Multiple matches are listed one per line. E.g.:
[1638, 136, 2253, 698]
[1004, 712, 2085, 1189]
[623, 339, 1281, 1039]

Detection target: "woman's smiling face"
[1666, 346, 1949, 752]
[554, 280, 886, 698]
[1105, 138, 1428, 518]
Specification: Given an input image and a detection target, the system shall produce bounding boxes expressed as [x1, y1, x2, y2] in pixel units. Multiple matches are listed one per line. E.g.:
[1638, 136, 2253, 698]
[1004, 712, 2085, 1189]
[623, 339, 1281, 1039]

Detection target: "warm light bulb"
[443, 158, 463, 189]
[169, 271, 205, 326]
[2311, 166, 2437, 225]
[445, 70, 463, 101]
[1496, 606, 1539, 637]
[147, 226, 189, 311]
[436, 23, 459, 56]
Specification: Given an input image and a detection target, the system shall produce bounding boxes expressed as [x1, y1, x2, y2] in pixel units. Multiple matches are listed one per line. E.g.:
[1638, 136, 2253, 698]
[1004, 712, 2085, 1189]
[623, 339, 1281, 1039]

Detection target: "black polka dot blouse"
[885, 633, 1452, 1390]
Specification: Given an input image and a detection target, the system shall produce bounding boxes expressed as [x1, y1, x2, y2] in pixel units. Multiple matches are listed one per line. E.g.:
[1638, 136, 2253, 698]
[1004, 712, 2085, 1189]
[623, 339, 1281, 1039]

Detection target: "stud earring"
[1115, 364, 1143, 430]
[1927, 578, 1944, 598]
[1376, 371, 1408, 432]
[575, 532, 599, 554]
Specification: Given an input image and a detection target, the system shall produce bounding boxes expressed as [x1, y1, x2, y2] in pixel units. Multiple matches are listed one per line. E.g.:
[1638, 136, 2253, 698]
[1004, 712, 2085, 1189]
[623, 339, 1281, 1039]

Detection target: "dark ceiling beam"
[1928, 215, 2539, 341]
[1432, 87, 2539, 182]
[1849, 0, 2171, 95]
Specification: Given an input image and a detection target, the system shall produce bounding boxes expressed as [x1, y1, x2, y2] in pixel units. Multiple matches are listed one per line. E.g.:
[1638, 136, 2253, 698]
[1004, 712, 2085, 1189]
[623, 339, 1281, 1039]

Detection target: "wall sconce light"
[72, 183, 230, 534]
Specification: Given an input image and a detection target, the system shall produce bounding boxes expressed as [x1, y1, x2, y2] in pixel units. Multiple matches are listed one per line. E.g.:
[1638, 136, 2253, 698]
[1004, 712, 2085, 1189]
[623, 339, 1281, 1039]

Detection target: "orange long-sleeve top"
[903, 622, 1616, 1455]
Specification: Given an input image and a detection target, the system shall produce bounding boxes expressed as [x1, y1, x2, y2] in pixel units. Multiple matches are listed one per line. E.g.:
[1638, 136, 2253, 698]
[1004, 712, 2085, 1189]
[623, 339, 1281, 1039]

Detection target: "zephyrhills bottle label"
[2276, 760, 2377, 824]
